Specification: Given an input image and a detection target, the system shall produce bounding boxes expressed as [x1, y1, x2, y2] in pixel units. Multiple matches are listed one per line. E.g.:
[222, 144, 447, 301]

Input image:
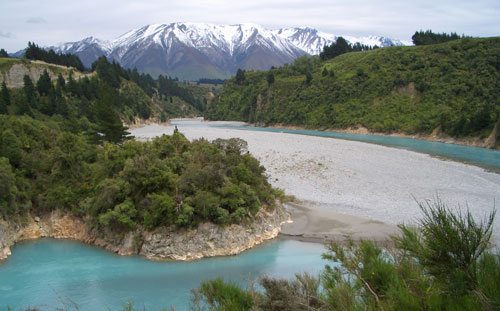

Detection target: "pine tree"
[0, 82, 10, 114]
[235, 69, 246, 85]
[267, 72, 275, 85]
[305, 72, 313, 84]
[36, 70, 53, 96]
[0, 49, 8, 58]
[23, 75, 36, 104]
[94, 86, 130, 143]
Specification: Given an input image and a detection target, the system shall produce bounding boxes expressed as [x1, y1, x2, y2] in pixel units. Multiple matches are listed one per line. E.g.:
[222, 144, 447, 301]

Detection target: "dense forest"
[187, 201, 500, 311]
[205, 37, 500, 146]
[0, 59, 279, 233]
[0, 115, 280, 231]
[0, 49, 281, 231]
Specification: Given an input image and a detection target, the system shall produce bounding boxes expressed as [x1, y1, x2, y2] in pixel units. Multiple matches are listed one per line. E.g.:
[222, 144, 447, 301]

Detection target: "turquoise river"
[1, 121, 499, 310]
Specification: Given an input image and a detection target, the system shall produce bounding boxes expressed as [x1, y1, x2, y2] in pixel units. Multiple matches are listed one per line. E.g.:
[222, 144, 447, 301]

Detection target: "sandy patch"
[130, 122, 500, 244]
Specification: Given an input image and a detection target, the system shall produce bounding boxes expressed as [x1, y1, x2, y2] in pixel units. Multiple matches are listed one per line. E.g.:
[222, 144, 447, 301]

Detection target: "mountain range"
[45, 23, 407, 80]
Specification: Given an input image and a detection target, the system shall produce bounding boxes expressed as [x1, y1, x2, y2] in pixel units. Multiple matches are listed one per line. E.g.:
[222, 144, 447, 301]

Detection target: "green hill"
[205, 37, 500, 147]
[0, 56, 210, 126]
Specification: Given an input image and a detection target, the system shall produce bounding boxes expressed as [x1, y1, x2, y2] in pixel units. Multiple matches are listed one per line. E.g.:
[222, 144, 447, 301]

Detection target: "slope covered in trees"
[0, 115, 280, 231]
[0, 55, 210, 126]
[0, 50, 280, 234]
[206, 37, 500, 146]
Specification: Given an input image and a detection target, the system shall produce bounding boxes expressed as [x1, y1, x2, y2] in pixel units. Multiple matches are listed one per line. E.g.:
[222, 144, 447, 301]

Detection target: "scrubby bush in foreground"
[193, 200, 499, 311]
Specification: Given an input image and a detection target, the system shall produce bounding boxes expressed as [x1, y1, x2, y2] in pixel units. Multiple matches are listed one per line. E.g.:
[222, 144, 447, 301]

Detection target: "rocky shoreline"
[0, 206, 290, 261]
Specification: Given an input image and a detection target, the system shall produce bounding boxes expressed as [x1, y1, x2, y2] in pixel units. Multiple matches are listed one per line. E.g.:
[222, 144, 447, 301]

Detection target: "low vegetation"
[206, 37, 500, 144]
[191, 200, 499, 311]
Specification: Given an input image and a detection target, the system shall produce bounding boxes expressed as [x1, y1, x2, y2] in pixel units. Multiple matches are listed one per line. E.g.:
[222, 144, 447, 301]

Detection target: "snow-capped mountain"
[273, 27, 406, 55]
[47, 22, 406, 80]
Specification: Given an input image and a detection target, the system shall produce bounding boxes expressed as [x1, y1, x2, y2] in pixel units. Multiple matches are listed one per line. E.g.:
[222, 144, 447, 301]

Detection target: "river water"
[0, 239, 326, 310]
[1, 120, 499, 310]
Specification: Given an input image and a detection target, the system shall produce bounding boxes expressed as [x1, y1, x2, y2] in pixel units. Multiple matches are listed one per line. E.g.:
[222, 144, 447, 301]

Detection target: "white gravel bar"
[130, 121, 500, 244]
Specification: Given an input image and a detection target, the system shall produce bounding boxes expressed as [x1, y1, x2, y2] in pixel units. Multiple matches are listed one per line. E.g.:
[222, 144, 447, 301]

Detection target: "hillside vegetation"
[206, 37, 500, 146]
[0, 115, 279, 231]
[0, 54, 279, 232]
[0, 56, 212, 124]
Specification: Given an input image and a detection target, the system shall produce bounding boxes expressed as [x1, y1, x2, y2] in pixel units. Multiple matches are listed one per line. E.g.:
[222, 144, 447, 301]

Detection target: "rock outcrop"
[0, 206, 289, 261]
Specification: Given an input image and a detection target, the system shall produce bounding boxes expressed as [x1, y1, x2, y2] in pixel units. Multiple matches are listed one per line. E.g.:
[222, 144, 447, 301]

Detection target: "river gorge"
[1, 119, 499, 310]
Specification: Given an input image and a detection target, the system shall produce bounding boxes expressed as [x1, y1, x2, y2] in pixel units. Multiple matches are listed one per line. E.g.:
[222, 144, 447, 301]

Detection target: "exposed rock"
[138, 207, 288, 260]
[0, 206, 289, 261]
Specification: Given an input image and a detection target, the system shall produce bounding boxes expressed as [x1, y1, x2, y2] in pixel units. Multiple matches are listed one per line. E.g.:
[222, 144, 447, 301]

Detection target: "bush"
[194, 200, 499, 310]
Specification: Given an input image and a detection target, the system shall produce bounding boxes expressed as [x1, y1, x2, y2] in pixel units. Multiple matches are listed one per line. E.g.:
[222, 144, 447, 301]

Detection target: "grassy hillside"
[206, 37, 500, 144]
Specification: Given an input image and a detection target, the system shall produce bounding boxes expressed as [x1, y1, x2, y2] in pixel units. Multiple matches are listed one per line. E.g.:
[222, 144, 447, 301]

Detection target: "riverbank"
[279, 202, 399, 246]
[131, 122, 500, 245]
[257, 122, 500, 150]
[0, 206, 289, 261]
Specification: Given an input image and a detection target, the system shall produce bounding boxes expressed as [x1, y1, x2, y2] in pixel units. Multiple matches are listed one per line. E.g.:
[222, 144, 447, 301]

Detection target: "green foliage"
[395, 199, 495, 295]
[412, 30, 464, 46]
[266, 71, 275, 85]
[194, 200, 500, 311]
[0, 81, 9, 114]
[0, 115, 277, 232]
[199, 278, 254, 311]
[93, 85, 131, 143]
[206, 37, 500, 139]
[0, 49, 9, 58]
[235, 69, 246, 85]
[24, 41, 85, 71]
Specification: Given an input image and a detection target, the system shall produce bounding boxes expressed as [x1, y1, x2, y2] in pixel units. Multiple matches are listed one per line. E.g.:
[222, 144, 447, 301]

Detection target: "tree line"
[412, 30, 467, 46]
[320, 37, 379, 61]
[24, 42, 85, 71]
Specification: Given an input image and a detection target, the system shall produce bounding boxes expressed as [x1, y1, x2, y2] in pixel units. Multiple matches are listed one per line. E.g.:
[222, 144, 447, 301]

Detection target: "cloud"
[0, 0, 499, 52]
[26, 17, 47, 24]
[0, 31, 14, 38]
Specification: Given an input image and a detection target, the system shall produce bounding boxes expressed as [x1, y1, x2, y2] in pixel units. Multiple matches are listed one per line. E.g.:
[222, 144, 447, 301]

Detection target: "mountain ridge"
[20, 22, 407, 80]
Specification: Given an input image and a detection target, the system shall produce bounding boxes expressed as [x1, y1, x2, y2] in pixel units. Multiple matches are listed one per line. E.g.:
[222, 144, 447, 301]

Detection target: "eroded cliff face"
[0, 207, 289, 261]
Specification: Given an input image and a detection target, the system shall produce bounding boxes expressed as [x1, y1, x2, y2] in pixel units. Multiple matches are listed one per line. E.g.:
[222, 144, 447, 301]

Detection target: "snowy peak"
[274, 27, 405, 55]
[47, 22, 407, 80]
[108, 22, 302, 58]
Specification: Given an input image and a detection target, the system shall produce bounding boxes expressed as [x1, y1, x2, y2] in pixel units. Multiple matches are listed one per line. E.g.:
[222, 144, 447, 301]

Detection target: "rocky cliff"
[0, 59, 84, 88]
[0, 206, 289, 261]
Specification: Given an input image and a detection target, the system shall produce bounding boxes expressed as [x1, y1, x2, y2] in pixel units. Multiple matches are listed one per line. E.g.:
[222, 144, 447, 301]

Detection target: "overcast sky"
[1, 0, 499, 52]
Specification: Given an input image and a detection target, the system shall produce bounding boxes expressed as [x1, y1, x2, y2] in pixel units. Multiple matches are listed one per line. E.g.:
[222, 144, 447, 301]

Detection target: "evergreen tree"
[22, 75, 36, 104]
[66, 72, 80, 96]
[322, 67, 328, 77]
[266, 71, 275, 85]
[305, 72, 313, 84]
[320, 36, 352, 60]
[412, 30, 463, 45]
[0, 49, 8, 58]
[56, 73, 66, 91]
[0, 82, 10, 114]
[235, 69, 246, 85]
[36, 70, 53, 96]
[94, 86, 130, 143]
